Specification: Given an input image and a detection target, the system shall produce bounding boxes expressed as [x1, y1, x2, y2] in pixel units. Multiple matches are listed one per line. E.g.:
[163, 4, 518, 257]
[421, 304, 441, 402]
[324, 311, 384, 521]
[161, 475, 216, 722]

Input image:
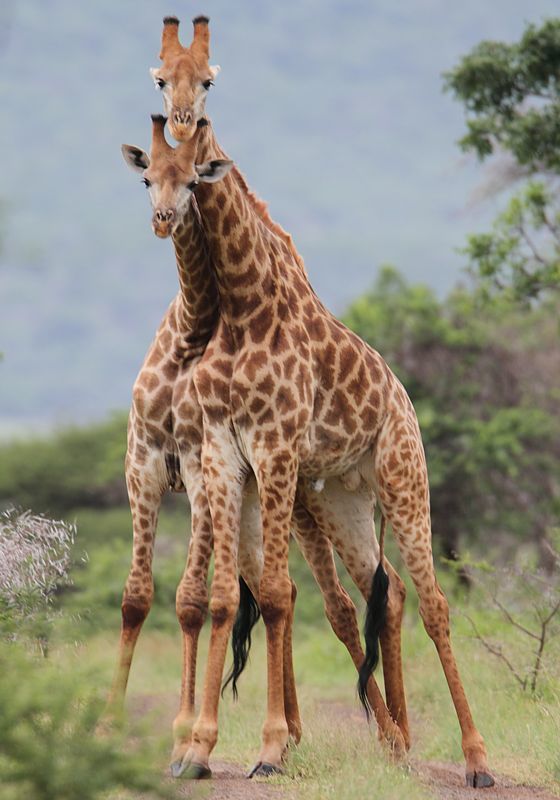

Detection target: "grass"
[14, 504, 559, 798]
[73, 598, 560, 799]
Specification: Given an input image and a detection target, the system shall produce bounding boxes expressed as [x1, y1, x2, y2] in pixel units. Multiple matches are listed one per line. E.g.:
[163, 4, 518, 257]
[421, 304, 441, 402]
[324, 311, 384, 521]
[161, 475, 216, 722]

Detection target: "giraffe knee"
[176, 601, 207, 633]
[121, 594, 152, 629]
[176, 582, 208, 632]
[123, 568, 154, 619]
[209, 588, 239, 627]
[259, 576, 292, 624]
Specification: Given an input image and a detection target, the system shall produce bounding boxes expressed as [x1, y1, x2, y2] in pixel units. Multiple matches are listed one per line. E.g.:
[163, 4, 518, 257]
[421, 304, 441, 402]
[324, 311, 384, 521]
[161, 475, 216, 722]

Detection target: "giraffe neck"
[194, 122, 308, 327]
[171, 199, 219, 356]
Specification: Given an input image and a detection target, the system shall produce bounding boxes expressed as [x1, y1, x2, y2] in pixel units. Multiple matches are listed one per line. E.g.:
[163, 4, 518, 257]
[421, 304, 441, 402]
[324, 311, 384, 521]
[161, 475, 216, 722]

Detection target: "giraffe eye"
[202, 79, 213, 90]
[142, 178, 151, 188]
[155, 78, 166, 90]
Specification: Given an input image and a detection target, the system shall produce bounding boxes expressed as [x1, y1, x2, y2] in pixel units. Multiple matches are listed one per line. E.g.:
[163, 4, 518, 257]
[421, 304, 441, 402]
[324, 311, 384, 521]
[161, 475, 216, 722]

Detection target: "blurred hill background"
[1, 0, 558, 433]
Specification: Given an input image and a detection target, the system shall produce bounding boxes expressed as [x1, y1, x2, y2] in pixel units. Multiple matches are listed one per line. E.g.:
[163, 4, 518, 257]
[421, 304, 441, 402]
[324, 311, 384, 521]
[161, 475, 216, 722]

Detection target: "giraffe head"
[121, 116, 232, 238]
[150, 15, 220, 142]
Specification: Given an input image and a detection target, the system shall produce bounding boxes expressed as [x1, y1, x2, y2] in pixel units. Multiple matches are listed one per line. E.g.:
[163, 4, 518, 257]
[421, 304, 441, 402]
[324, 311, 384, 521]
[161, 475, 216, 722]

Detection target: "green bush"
[0, 642, 177, 800]
[0, 413, 128, 515]
[343, 267, 560, 565]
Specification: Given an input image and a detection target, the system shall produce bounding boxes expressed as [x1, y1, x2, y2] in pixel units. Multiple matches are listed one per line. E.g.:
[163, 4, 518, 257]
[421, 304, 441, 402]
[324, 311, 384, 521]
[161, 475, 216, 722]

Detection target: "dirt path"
[321, 701, 560, 800]
[174, 759, 284, 799]
[130, 694, 558, 800]
[170, 755, 560, 800]
[414, 760, 558, 800]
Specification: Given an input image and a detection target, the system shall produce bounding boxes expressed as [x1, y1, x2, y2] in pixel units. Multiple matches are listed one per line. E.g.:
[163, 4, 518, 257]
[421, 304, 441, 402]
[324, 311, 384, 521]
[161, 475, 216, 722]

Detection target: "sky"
[0, 0, 557, 432]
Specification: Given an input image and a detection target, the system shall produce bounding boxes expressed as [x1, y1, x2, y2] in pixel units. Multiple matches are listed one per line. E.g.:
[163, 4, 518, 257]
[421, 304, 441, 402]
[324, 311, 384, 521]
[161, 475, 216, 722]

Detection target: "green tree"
[344, 267, 560, 570]
[444, 19, 560, 300]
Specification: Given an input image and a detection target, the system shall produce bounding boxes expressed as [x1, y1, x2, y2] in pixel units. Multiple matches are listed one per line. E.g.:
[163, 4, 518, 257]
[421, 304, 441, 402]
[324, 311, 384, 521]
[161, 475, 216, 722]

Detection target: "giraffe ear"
[209, 64, 221, 80]
[121, 145, 150, 174]
[195, 158, 233, 183]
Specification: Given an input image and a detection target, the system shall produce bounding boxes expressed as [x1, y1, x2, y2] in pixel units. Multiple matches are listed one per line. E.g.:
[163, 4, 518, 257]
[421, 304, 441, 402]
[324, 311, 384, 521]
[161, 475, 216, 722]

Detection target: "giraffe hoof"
[465, 771, 495, 788]
[246, 761, 284, 778]
[170, 760, 212, 780]
[184, 762, 212, 780]
[169, 760, 184, 778]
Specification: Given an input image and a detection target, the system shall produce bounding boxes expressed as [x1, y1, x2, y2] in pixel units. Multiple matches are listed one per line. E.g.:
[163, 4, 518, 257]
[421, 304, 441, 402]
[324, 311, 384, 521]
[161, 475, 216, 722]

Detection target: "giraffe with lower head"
[107, 115, 222, 737]
[113, 116, 306, 770]
[118, 111, 409, 773]
[150, 23, 494, 781]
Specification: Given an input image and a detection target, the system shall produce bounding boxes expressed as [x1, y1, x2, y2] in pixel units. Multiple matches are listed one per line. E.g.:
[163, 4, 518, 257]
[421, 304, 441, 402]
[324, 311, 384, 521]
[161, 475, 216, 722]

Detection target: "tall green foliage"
[444, 19, 560, 300]
[0, 642, 177, 800]
[0, 413, 128, 514]
[344, 267, 560, 566]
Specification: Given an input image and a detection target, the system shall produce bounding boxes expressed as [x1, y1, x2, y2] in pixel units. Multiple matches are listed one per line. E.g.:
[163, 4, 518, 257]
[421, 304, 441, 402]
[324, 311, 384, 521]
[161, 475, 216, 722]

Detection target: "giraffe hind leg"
[381, 564, 410, 747]
[373, 411, 494, 787]
[291, 493, 407, 756]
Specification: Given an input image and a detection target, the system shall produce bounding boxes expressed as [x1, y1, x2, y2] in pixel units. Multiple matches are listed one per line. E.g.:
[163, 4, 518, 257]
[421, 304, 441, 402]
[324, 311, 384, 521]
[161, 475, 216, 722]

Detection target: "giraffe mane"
[229, 165, 309, 278]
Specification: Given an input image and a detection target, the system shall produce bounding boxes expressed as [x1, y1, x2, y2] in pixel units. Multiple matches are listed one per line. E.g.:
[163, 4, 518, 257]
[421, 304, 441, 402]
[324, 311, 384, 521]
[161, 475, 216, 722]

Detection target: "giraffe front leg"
[282, 579, 302, 746]
[178, 444, 245, 779]
[235, 482, 301, 745]
[247, 452, 297, 778]
[105, 456, 163, 720]
[170, 481, 213, 776]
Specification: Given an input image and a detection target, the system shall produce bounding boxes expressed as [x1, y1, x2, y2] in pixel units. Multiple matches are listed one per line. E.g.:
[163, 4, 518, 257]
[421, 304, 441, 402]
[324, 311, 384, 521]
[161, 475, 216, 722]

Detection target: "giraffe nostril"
[173, 110, 192, 126]
[155, 210, 174, 224]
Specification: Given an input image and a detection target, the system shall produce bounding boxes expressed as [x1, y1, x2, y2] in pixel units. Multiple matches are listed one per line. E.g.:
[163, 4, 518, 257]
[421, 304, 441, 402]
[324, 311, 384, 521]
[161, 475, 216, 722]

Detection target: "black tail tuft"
[357, 561, 389, 719]
[222, 577, 261, 700]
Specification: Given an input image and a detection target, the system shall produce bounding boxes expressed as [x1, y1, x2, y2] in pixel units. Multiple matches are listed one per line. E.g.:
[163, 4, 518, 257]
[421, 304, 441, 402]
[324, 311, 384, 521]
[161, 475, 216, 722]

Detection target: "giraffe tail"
[357, 515, 389, 719]
[221, 576, 261, 701]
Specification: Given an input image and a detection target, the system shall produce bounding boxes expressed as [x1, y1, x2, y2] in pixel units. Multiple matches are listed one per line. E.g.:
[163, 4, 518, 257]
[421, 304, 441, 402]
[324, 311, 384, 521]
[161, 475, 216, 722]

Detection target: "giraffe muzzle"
[152, 209, 176, 238]
[173, 108, 192, 126]
[169, 111, 197, 142]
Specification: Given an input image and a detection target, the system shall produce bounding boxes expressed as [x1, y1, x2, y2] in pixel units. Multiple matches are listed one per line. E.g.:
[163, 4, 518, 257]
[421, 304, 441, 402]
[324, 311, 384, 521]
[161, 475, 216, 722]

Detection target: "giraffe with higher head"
[148, 13, 410, 759]
[148, 15, 494, 787]
[119, 110, 408, 776]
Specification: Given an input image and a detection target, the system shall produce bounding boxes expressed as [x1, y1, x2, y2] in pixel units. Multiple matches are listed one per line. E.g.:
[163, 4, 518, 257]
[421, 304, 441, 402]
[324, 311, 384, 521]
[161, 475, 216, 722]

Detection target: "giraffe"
[146, 92, 495, 783]
[148, 12, 411, 764]
[119, 113, 409, 775]
[107, 114, 224, 746]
